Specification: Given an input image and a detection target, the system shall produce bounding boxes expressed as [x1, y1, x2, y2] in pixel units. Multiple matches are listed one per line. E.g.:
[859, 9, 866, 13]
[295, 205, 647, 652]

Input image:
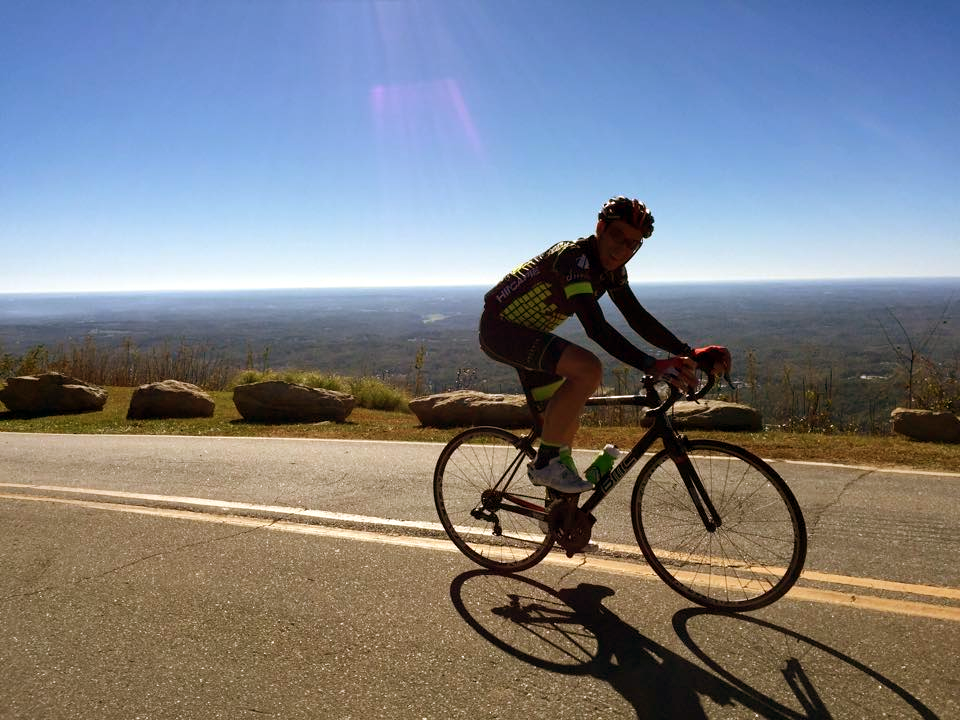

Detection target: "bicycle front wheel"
[631, 440, 806, 611]
[433, 426, 554, 572]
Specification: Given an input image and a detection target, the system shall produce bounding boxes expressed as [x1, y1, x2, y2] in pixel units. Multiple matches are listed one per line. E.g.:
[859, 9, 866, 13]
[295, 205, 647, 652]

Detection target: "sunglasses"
[605, 223, 645, 254]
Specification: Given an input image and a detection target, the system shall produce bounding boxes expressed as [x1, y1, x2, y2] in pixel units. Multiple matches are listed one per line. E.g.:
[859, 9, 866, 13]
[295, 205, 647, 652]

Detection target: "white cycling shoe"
[527, 457, 594, 494]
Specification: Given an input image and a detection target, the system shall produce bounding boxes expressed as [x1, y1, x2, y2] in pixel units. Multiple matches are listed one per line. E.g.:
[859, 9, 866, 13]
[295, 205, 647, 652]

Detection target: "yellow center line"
[4, 482, 959, 602]
[3, 489, 959, 622]
[590, 540, 960, 601]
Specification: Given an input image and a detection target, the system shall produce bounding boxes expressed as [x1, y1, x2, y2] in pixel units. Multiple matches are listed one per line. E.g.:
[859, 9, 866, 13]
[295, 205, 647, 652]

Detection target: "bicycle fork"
[667, 437, 722, 532]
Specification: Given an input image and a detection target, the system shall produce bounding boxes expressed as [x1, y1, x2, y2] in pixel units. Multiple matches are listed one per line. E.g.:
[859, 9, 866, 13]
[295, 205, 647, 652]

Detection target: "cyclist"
[479, 196, 730, 494]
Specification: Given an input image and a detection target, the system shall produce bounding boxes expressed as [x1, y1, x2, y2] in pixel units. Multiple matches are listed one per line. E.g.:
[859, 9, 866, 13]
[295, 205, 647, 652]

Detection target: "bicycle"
[433, 374, 807, 611]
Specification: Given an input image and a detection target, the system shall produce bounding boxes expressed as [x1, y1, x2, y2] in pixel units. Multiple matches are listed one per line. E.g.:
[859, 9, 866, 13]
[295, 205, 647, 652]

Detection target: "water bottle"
[584, 444, 621, 485]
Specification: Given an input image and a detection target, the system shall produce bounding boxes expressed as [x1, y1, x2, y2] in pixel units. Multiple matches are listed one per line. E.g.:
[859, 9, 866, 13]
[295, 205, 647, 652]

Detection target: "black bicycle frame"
[579, 407, 667, 514]
[499, 382, 724, 533]
[575, 395, 722, 533]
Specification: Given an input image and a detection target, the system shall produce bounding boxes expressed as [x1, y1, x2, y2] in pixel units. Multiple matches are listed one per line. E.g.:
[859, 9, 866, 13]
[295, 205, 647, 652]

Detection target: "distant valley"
[2, 279, 958, 430]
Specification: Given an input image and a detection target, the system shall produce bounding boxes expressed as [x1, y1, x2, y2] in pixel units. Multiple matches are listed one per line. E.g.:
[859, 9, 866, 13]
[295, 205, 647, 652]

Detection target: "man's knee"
[582, 355, 603, 389]
[558, 347, 602, 389]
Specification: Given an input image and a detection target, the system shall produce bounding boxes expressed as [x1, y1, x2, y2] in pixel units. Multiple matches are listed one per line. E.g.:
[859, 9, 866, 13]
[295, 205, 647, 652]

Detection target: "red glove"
[652, 357, 697, 390]
[692, 345, 732, 377]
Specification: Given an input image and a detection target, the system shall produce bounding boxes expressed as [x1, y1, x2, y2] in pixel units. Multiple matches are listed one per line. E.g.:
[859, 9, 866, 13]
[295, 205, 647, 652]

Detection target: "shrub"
[1, 338, 233, 390]
[230, 370, 409, 412]
[346, 376, 409, 412]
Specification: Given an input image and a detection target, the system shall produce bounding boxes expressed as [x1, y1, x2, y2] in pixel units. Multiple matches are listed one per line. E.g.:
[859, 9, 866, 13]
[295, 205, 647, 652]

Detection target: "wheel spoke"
[633, 440, 806, 611]
[434, 428, 552, 572]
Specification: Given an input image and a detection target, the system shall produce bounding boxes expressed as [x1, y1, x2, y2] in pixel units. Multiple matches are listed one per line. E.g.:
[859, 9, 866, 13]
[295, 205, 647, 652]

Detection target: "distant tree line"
[0, 337, 234, 391]
[2, 328, 957, 434]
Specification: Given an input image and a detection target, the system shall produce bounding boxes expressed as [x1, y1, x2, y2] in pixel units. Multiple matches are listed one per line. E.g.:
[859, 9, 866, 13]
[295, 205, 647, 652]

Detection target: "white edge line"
[3, 482, 960, 602]
[5, 492, 960, 622]
[779, 458, 960, 478]
[0, 430, 443, 447]
[2, 430, 957, 477]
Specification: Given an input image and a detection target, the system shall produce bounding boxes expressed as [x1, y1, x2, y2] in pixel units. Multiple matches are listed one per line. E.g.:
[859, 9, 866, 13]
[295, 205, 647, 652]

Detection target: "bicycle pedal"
[560, 542, 600, 559]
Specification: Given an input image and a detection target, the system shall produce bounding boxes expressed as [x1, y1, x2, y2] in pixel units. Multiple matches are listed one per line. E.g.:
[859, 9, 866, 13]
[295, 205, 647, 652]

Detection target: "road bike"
[433, 375, 807, 611]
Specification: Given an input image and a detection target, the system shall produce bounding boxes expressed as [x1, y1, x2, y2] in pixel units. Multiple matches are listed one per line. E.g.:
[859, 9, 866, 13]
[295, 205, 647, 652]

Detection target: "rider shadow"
[450, 570, 778, 719]
[671, 608, 941, 720]
[450, 572, 942, 719]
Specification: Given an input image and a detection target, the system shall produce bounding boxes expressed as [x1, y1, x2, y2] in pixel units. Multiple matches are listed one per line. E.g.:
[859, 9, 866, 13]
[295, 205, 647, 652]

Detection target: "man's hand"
[692, 345, 732, 378]
[652, 356, 697, 391]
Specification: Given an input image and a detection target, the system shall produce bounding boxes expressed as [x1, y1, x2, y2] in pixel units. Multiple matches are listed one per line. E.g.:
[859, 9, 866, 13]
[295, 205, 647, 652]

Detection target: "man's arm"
[608, 284, 693, 356]
[569, 293, 658, 371]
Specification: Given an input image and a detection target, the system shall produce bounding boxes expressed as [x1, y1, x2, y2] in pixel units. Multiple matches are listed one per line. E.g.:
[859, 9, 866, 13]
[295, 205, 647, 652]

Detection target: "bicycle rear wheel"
[631, 440, 806, 611]
[434, 427, 554, 572]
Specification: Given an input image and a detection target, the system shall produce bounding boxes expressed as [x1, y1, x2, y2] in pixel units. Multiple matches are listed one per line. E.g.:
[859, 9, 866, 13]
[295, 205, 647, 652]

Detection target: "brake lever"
[686, 373, 717, 402]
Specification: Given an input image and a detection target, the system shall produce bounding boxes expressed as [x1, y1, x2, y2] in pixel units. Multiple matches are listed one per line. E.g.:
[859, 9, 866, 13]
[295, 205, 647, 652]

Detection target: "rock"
[891, 408, 960, 443]
[233, 381, 355, 423]
[0, 372, 107, 415]
[127, 380, 215, 419]
[644, 399, 763, 432]
[409, 391, 533, 428]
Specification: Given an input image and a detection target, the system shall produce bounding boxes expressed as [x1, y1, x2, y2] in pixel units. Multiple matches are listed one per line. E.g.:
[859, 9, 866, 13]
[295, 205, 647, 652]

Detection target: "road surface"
[1, 433, 958, 719]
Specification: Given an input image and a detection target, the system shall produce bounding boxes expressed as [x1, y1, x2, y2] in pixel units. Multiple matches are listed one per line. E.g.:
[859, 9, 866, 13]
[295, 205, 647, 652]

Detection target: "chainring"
[547, 497, 596, 556]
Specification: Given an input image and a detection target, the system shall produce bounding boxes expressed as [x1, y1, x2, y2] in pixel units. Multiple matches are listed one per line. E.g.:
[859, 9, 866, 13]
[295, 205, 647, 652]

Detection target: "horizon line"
[2, 275, 959, 297]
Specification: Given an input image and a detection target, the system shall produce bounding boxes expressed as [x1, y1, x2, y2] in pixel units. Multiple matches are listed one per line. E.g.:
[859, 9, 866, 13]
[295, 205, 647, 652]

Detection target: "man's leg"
[529, 345, 602, 491]
[479, 315, 598, 492]
[541, 345, 602, 449]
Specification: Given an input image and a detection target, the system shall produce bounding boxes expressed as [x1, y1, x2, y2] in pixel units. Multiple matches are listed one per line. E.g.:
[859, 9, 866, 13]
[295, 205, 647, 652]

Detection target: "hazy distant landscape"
[1, 279, 958, 432]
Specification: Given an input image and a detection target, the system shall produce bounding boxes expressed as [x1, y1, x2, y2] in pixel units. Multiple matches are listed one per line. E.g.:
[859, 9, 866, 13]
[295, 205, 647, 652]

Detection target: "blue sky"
[2, 0, 958, 293]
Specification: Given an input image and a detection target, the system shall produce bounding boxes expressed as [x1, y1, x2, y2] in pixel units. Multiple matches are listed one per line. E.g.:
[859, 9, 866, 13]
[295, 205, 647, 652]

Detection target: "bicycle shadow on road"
[672, 608, 940, 720]
[450, 569, 788, 719]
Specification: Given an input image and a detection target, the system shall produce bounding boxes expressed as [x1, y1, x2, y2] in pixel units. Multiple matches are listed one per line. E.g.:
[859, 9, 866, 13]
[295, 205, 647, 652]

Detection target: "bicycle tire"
[631, 440, 806, 611]
[433, 426, 554, 572]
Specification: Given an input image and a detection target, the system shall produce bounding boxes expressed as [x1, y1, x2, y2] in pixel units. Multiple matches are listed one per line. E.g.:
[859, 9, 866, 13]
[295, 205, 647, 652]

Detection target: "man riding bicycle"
[479, 196, 730, 494]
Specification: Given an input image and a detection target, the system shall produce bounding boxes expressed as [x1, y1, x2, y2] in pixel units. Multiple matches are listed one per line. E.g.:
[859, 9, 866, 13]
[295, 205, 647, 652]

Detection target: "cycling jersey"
[484, 237, 626, 332]
[482, 236, 691, 376]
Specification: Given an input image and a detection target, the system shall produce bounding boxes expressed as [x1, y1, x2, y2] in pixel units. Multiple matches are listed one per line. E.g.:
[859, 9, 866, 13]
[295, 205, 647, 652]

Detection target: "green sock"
[535, 441, 562, 469]
[557, 446, 579, 475]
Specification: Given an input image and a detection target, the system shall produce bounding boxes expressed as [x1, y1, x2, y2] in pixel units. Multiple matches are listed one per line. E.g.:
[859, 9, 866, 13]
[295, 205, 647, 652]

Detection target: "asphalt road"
[1, 432, 958, 719]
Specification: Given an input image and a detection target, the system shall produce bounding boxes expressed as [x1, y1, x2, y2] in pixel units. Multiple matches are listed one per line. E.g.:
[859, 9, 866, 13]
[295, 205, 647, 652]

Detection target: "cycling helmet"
[597, 196, 654, 238]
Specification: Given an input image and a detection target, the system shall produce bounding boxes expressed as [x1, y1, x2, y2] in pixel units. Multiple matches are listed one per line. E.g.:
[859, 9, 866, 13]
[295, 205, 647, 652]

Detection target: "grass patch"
[230, 370, 409, 412]
[1, 386, 958, 473]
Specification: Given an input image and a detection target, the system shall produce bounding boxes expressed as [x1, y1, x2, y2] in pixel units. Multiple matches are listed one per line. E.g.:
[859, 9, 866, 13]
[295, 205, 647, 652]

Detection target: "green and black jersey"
[484, 237, 626, 332]
[482, 236, 691, 373]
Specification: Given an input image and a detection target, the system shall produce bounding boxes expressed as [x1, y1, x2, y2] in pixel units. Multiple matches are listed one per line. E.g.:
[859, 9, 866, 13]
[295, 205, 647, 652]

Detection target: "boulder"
[891, 408, 960, 443]
[0, 372, 107, 415]
[127, 380, 215, 419]
[233, 381, 355, 423]
[409, 391, 533, 428]
[644, 399, 762, 432]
